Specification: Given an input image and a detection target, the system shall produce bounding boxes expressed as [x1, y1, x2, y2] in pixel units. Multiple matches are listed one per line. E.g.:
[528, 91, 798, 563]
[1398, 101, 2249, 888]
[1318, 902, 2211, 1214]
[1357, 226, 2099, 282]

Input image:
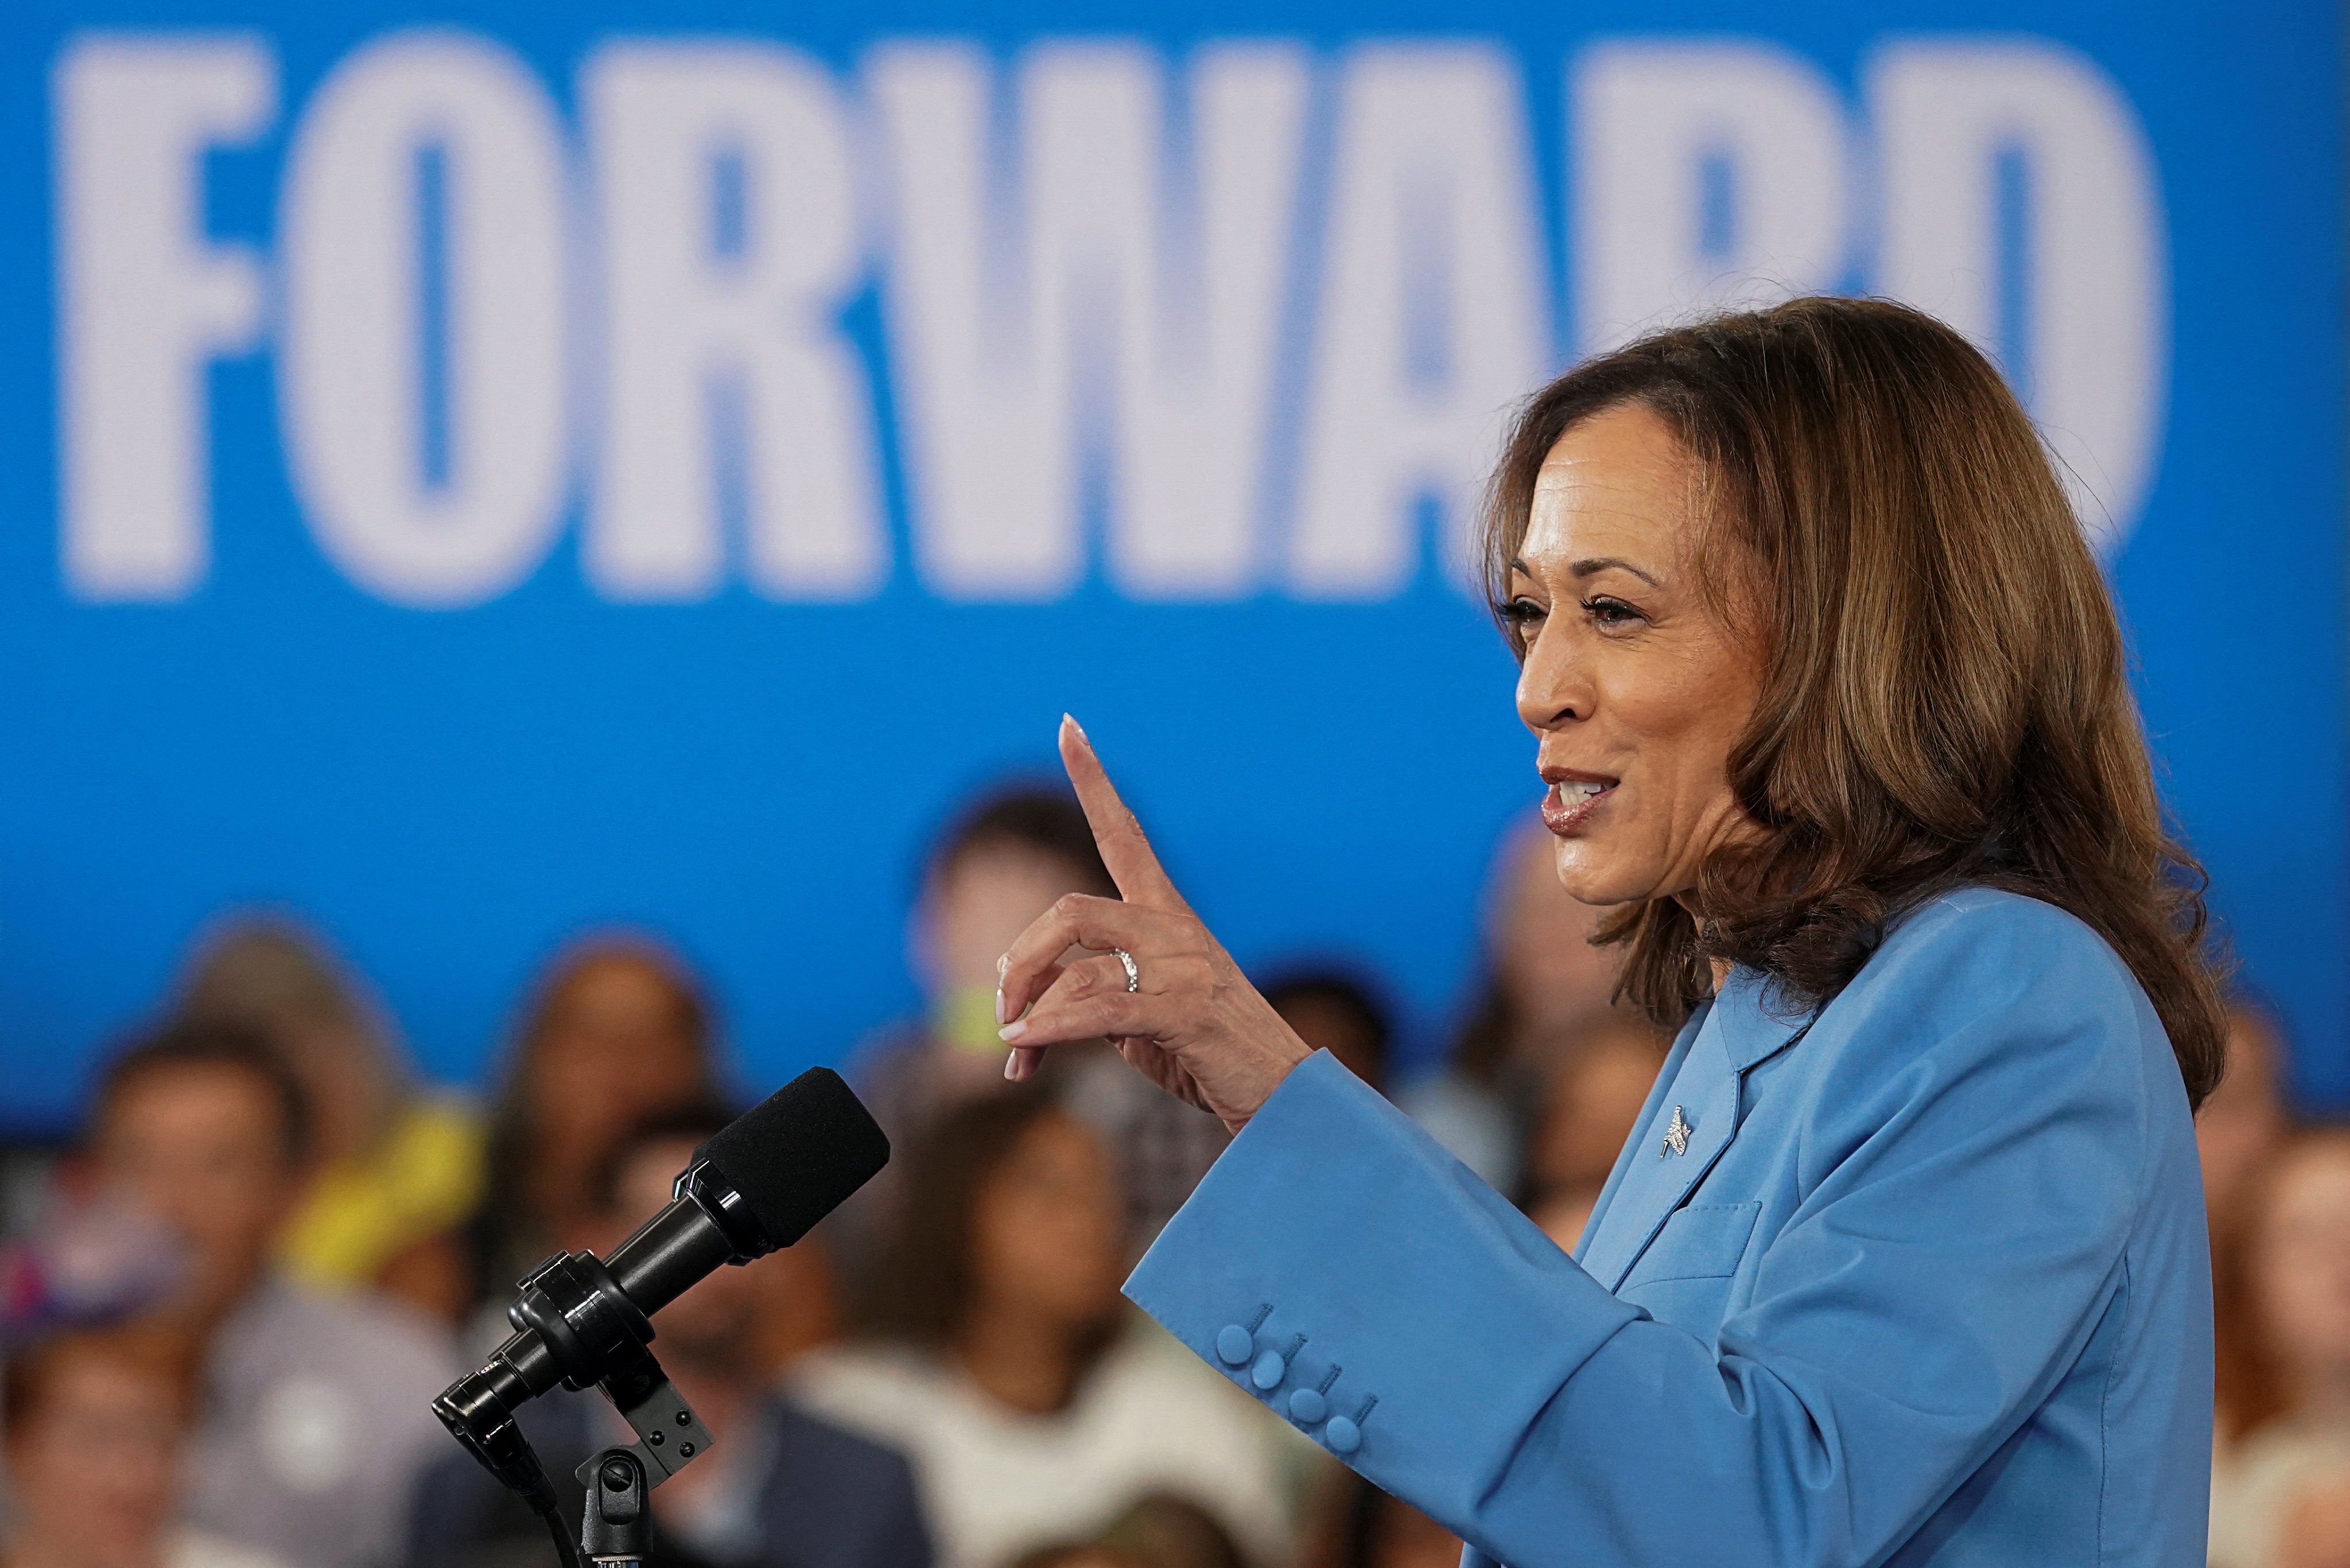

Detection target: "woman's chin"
[1549, 842, 1654, 908]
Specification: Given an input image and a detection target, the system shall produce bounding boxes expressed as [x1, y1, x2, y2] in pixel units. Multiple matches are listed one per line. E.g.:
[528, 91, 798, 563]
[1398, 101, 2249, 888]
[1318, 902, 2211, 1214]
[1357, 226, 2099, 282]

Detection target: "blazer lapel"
[1571, 1000, 1708, 1272]
[1575, 968, 1811, 1293]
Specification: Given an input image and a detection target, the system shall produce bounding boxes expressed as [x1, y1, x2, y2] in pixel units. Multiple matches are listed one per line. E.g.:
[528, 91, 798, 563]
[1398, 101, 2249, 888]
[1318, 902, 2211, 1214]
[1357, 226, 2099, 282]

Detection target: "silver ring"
[1112, 948, 1141, 993]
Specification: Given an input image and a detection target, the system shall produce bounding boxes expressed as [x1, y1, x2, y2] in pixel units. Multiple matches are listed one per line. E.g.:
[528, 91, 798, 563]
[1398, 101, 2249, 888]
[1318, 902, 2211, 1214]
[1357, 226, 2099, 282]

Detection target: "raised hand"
[993, 717, 1313, 1133]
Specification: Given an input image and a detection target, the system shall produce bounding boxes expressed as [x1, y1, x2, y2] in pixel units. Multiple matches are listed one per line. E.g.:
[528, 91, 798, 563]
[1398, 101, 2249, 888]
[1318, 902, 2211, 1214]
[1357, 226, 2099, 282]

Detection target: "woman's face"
[529, 956, 707, 1172]
[5, 1355, 182, 1563]
[2252, 1141, 2350, 1388]
[966, 1111, 1125, 1335]
[1505, 403, 1764, 908]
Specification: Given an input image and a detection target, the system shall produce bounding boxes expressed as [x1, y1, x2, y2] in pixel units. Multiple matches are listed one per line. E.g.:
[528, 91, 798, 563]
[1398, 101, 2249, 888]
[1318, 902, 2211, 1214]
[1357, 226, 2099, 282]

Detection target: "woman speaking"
[991, 297, 2224, 1568]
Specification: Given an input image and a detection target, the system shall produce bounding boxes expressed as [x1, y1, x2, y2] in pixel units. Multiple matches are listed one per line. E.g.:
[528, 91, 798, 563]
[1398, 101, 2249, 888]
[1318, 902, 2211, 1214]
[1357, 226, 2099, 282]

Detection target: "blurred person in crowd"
[1399, 820, 1626, 1191]
[850, 786, 1225, 1260]
[0, 1190, 186, 1350]
[2211, 999, 2298, 1448]
[2, 1326, 285, 1568]
[2205, 1000, 2294, 1228]
[1008, 1494, 1248, 1568]
[444, 936, 727, 1324]
[405, 1106, 930, 1568]
[2278, 1474, 2350, 1568]
[2209, 1128, 2350, 1568]
[793, 1090, 1294, 1568]
[1516, 1018, 1667, 1250]
[174, 916, 484, 1311]
[1263, 971, 1393, 1094]
[1300, 1469, 1461, 1568]
[88, 1021, 456, 1568]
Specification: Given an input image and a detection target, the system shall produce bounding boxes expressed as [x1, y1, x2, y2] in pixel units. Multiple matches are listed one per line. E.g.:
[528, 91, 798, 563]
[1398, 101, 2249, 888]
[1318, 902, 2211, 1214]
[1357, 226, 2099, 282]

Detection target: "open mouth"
[1540, 777, 1617, 834]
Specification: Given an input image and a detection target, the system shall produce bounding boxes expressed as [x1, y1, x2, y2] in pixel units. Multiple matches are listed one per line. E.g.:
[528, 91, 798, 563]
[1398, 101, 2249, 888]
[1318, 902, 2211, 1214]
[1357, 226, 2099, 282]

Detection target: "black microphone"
[433, 1067, 889, 1508]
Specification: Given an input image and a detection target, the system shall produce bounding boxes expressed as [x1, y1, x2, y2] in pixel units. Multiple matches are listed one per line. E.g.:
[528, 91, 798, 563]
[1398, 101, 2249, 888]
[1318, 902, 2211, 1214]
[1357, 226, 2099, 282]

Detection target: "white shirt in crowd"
[169, 1527, 291, 1568]
[182, 1275, 459, 1568]
[791, 1318, 1302, 1568]
[2209, 1419, 2350, 1568]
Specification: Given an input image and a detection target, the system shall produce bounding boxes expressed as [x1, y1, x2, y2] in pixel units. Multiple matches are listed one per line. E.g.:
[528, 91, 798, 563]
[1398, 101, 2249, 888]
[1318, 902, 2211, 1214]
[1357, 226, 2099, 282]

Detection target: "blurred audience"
[15, 844, 2344, 1568]
[1401, 821, 1626, 1191]
[444, 937, 728, 1328]
[87, 1021, 456, 1568]
[2, 1326, 285, 1568]
[2208, 1002, 2296, 1228]
[173, 917, 484, 1310]
[793, 1089, 1294, 1568]
[2209, 1127, 2350, 1568]
[1299, 1469, 1459, 1568]
[2214, 1001, 2302, 1450]
[1517, 1019, 1668, 1250]
[849, 786, 1226, 1265]
[405, 1106, 930, 1568]
[1263, 971, 1394, 1094]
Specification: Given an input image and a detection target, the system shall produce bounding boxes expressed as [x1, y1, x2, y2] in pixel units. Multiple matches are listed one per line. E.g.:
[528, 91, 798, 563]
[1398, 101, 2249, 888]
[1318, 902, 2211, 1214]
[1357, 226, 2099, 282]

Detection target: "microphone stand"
[434, 1248, 717, 1568]
[581, 1448, 652, 1568]
[430, 1076, 890, 1568]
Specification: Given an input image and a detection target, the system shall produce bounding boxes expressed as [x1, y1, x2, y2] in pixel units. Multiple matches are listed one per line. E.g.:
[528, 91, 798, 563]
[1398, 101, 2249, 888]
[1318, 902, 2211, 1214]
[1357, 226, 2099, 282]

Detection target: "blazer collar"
[1572, 968, 1812, 1293]
[1711, 965, 1815, 1073]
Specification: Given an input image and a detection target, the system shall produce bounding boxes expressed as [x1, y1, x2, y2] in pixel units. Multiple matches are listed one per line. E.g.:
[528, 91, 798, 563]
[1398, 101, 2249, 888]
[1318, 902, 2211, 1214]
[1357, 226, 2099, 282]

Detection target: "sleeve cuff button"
[1287, 1388, 1327, 1424]
[1324, 1415, 1361, 1454]
[1215, 1326, 1254, 1366]
[1250, 1349, 1287, 1390]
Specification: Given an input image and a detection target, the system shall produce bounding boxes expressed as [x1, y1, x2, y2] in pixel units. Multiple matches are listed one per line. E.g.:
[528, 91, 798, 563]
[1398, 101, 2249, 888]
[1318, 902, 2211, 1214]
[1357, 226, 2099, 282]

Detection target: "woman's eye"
[1501, 597, 1547, 632]
[1582, 595, 1646, 629]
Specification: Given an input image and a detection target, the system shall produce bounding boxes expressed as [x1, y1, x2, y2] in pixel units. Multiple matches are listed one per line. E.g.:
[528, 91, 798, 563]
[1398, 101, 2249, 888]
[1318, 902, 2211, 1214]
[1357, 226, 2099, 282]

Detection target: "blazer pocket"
[1621, 1200, 1763, 1287]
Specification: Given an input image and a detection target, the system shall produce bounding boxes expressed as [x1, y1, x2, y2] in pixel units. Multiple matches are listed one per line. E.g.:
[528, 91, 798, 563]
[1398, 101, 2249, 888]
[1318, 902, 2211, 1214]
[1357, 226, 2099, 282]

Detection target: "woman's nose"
[1516, 629, 1589, 732]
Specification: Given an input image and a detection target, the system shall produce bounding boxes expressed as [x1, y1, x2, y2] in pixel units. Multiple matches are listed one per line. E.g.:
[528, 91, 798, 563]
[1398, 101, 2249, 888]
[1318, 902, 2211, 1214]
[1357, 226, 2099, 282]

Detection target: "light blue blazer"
[1126, 889, 2212, 1567]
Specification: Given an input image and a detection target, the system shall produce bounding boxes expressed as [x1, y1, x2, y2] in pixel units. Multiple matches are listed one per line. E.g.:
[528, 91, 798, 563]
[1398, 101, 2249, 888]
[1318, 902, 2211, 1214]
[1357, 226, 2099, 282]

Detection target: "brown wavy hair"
[1482, 297, 2227, 1107]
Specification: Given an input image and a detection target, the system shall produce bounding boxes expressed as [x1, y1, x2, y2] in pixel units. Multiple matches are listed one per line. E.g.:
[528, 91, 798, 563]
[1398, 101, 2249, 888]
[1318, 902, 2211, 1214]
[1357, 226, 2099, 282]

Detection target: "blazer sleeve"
[1122, 909, 2157, 1568]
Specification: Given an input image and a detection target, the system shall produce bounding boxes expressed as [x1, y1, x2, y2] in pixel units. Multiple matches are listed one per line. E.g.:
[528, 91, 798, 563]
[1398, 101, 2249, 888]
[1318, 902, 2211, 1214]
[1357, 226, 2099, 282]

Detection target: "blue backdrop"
[1, 0, 2341, 1128]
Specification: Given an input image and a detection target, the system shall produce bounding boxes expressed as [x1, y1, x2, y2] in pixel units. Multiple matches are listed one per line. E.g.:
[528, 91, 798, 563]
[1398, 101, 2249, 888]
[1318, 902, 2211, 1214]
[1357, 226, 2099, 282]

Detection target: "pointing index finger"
[1059, 715, 1187, 913]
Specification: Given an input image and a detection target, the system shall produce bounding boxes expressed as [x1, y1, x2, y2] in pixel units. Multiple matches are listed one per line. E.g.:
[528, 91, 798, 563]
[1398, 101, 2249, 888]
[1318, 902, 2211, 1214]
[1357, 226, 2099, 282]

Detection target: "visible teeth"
[1561, 780, 1610, 801]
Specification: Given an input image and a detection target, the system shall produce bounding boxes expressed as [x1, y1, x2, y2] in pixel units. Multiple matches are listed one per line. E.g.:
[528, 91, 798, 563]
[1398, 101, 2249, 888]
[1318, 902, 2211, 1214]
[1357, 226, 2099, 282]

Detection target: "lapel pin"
[1660, 1104, 1693, 1159]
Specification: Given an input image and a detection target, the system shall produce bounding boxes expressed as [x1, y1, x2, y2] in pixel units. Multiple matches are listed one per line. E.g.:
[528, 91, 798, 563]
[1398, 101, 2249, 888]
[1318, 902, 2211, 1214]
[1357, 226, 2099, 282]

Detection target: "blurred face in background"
[1493, 827, 1621, 1037]
[2252, 1137, 2350, 1399]
[1525, 1022, 1667, 1197]
[95, 1064, 301, 1318]
[966, 1110, 1124, 1338]
[178, 923, 399, 1165]
[1508, 405, 1763, 909]
[923, 842, 1096, 996]
[4, 1340, 186, 1568]
[525, 954, 709, 1177]
[2201, 1005, 2287, 1224]
[602, 1135, 762, 1367]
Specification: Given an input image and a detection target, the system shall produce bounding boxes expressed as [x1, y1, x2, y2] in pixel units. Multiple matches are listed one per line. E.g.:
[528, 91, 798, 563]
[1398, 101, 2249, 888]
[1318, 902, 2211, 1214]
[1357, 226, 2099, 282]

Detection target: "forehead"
[1520, 402, 1700, 570]
[103, 1061, 280, 1138]
[617, 1137, 700, 1209]
[2269, 1143, 2350, 1215]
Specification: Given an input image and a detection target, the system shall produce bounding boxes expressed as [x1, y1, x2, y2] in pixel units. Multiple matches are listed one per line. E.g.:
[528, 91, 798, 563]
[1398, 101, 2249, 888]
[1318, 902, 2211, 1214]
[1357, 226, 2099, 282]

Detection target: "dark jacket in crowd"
[405, 1387, 933, 1568]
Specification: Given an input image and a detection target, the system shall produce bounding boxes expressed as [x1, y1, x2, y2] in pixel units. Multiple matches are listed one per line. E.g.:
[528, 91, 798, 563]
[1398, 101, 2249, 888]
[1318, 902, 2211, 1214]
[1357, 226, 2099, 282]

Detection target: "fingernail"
[999, 1020, 1028, 1044]
[1062, 713, 1089, 745]
[1002, 1050, 1021, 1081]
[993, 986, 1007, 1026]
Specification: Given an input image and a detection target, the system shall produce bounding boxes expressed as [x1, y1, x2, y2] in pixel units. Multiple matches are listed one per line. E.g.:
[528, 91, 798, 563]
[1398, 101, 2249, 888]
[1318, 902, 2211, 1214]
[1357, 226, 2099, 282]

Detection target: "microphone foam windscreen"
[697, 1068, 891, 1250]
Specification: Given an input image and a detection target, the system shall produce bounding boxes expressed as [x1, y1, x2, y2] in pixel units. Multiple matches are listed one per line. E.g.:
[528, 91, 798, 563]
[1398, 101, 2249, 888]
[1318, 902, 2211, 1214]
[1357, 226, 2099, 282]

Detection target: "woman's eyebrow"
[1571, 556, 1662, 587]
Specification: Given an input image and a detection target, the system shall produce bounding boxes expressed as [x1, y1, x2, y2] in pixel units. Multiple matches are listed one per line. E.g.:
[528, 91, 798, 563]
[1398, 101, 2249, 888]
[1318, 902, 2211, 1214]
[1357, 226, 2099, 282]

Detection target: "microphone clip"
[508, 1251, 717, 1488]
